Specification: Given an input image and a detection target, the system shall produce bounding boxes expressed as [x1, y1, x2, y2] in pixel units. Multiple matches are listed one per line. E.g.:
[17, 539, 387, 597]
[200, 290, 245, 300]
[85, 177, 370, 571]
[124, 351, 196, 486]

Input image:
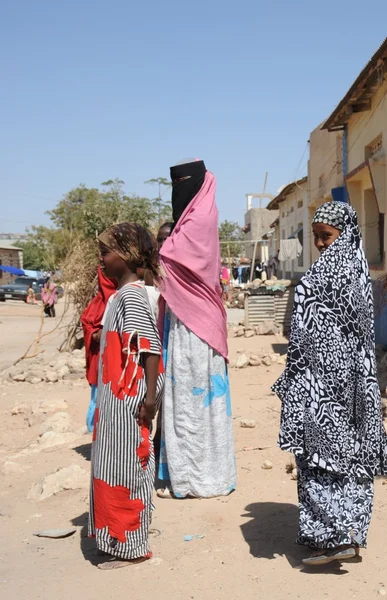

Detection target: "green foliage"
[20, 178, 173, 271]
[218, 220, 243, 258]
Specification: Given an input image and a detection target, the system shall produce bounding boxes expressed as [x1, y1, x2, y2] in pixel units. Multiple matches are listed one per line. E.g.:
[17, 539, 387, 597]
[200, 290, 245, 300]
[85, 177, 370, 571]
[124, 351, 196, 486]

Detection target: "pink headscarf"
[158, 170, 228, 359]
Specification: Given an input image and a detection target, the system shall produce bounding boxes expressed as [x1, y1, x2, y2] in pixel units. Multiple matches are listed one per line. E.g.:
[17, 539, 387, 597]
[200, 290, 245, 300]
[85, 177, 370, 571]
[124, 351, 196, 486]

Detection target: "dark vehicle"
[0, 277, 64, 303]
[0, 277, 43, 302]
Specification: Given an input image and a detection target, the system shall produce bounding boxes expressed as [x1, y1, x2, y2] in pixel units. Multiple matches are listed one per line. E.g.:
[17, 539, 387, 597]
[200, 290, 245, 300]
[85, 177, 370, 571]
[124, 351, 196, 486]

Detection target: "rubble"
[28, 465, 89, 501]
[3, 351, 86, 386]
[239, 419, 256, 429]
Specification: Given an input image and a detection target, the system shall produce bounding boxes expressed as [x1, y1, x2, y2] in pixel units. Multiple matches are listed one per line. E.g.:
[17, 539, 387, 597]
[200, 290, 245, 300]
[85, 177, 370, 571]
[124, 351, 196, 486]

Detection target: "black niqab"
[170, 160, 206, 225]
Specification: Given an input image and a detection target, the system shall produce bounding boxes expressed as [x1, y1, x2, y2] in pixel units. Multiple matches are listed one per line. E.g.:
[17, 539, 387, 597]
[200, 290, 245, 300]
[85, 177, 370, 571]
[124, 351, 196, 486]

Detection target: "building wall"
[308, 124, 344, 265]
[0, 248, 23, 284]
[244, 208, 278, 260]
[345, 79, 387, 276]
[277, 182, 309, 279]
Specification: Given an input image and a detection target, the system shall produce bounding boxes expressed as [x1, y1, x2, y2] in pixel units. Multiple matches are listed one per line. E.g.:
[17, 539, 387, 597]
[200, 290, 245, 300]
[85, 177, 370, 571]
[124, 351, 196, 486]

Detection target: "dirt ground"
[0, 302, 387, 600]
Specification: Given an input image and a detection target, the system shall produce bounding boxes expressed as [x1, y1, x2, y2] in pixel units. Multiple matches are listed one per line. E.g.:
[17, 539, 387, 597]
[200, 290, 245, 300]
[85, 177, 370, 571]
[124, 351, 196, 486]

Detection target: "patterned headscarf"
[98, 223, 158, 275]
[312, 201, 347, 231]
[273, 202, 387, 479]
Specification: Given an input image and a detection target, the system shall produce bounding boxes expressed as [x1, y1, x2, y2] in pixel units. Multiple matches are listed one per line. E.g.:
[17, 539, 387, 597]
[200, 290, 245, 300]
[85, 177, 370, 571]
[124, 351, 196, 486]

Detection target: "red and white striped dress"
[88, 282, 165, 559]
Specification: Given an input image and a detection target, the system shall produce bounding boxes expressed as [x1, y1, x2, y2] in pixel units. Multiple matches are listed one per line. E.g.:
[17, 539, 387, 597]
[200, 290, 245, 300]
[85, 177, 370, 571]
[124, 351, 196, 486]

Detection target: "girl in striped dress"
[88, 223, 165, 570]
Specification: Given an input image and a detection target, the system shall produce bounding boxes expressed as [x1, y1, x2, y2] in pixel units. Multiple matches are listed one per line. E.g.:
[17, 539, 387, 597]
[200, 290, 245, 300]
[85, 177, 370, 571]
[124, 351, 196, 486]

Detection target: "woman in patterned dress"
[88, 223, 165, 570]
[273, 202, 386, 566]
[157, 159, 236, 499]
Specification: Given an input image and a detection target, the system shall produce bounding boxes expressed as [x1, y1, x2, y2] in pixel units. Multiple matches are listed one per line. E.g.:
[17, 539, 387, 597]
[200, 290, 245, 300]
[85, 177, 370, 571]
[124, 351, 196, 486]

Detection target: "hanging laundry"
[279, 239, 303, 262]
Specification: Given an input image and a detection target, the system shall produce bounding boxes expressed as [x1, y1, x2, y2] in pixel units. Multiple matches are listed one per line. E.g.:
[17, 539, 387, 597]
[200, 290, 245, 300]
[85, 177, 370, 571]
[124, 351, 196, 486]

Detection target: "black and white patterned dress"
[273, 203, 387, 549]
[88, 283, 165, 559]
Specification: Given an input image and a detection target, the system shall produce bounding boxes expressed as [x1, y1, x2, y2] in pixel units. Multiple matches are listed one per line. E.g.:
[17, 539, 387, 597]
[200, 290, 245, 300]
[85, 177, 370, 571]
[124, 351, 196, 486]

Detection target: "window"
[366, 134, 383, 159]
[297, 200, 303, 209]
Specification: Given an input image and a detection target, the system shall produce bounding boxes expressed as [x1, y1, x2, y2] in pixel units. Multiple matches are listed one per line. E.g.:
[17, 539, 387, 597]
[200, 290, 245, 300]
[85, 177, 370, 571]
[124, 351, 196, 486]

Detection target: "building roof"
[267, 176, 307, 210]
[0, 242, 23, 251]
[323, 38, 387, 131]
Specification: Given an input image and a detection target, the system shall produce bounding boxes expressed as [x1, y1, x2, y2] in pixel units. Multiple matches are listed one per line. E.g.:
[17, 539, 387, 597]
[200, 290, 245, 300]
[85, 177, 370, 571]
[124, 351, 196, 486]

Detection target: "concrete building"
[0, 241, 23, 284]
[244, 208, 278, 261]
[267, 177, 309, 279]
[323, 37, 387, 277]
[308, 124, 344, 264]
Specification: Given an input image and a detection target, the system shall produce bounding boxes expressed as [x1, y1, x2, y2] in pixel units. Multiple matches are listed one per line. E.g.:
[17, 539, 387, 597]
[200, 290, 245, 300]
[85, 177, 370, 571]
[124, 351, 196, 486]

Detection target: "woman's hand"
[92, 330, 102, 344]
[138, 400, 157, 427]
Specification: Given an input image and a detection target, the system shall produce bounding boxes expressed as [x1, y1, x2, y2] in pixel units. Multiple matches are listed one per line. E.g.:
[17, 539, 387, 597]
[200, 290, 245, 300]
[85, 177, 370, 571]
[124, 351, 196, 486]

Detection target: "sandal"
[156, 488, 174, 499]
[302, 546, 356, 566]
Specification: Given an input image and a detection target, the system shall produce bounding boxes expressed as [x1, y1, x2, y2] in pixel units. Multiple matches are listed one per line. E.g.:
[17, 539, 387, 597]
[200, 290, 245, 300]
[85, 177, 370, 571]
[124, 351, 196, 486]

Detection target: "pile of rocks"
[3, 349, 86, 385]
[230, 349, 286, 369]
[231, 321, 279, 338]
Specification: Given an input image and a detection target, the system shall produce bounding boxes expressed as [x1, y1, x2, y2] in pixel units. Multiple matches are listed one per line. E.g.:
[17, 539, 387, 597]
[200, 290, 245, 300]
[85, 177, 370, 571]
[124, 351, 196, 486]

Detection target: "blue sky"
[1, 0, 387, 233]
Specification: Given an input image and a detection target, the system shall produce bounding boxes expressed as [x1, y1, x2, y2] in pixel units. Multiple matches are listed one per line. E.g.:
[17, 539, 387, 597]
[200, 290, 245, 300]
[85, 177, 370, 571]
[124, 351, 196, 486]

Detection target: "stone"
[261, 356, 272, 367]
[57, 365, 70, 379]
[269, 353, 281, 364]
[236, 348, 246, 354]
[228, 359, 236, 369]
[34, 398, 68, 414]
[39, 412, 72, 436]
[291, 468, 298, 480]
[12, 373, 26, 382]
[72, 349, 83, 358]
[1, 461, 24, 476]
[240, 419, 256, 429]
[27, 369, 46, 380]
[38, 431, 78, 449]
[45, 371, 59, 383]
[244, 329, 255, 338]
[249, 355, 261, 367]
[7, 365, 23, 379]
[277, 356, 287, 366]
[234, 326, 245, 338]
[235, 354, 250, 369]
[378, 590, 387, 597]
[260, 320, 277, 335]
[26, 376, 43, 385]
[11, 404, 28, 416]
[261, 460, 273, 470]
[28, 465, 89, 501]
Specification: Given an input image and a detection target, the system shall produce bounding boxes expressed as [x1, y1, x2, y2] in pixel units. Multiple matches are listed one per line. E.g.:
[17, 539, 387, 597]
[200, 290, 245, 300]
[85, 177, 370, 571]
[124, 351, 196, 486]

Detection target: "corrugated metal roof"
[323, 37, 387, 131]
[0, 240, 23, 251]
[267, 177, 307, 210]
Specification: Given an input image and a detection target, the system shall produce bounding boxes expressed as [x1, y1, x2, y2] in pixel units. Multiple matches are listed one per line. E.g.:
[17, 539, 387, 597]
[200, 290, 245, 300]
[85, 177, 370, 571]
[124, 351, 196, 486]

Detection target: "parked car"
[0, 277, 43, 302]
[0, 277, 64, 302]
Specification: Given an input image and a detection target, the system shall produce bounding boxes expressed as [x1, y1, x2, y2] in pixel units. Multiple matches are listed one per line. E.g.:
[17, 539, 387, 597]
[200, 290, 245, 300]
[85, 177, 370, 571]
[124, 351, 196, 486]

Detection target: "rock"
[269, 353, 281, 364]
[27, 369, 46, 380]
[229, 359, 236, 369]
[39, 412, 72, 436]
[1, 461, 24, 476]
[240, 419, 256, 429]
[68, 358, 86, 374]
[11, 404, 28, 416]
[277, 355, 287, 366]
[34, 398, 68, 414]
[26, 376, 43, 385]
[45, 371, 59, 383]
[378, 590, 386, 597]
[7, 365, 23, 379]
[260, 320, 277, 335]
[12, 373, 26, 382]
[57, 365, 70, 379]
[71, 349, 83, 358]
[28, 465, 89, 501]
[236, 348, 246, 354]
[261, 356, 272, 367]
[235, 354, 250, 369]
[38, 431, 78, 449]
[249, 355, 261, 367]
[291, 468, 298, 480]
[244, 329, 255, 338]
[234, 326, 245, 338]
[261, 460, 273, 470]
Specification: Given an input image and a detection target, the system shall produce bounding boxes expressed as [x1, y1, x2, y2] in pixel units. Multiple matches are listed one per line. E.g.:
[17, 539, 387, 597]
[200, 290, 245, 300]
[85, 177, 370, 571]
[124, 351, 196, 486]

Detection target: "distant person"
[80, 266, 116, 432]
[41, 277, 57, 317]
[157, 222, 173, 250]
[89, 222, 165, 570]
[272, 202, 387, 566]
[220, 262, 231, 302]
[157, 159, 236, 499]
[26, 285, 38, 305]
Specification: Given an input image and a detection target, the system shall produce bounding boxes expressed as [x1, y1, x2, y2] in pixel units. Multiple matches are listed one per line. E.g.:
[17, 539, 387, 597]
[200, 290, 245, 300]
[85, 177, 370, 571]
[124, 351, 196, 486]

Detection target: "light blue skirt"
[86, 384, 98, 433]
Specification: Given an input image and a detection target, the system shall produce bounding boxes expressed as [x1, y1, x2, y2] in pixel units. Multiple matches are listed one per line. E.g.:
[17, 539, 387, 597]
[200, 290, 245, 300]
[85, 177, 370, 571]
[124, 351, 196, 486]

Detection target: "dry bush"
[60, 238, 99, 351]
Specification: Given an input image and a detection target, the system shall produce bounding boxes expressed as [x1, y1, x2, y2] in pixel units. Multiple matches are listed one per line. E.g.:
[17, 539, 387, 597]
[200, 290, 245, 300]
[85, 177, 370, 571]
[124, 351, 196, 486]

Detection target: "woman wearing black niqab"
[170, 160, 206, 225]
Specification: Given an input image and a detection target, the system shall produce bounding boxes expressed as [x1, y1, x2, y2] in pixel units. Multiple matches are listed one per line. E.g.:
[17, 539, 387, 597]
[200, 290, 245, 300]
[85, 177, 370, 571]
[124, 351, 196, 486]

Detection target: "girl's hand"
[138, 401, 156, 427]
[92, 330, 102, 344]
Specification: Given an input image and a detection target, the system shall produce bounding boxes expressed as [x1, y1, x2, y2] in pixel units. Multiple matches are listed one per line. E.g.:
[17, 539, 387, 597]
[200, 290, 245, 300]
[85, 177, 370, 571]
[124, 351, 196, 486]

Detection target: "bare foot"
[98, 556, 150, 570]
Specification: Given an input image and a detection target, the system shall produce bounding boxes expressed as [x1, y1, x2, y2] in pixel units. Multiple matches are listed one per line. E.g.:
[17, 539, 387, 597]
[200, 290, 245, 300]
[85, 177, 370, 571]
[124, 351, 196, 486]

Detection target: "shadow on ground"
[73, 443, 91, 461]
[271, 343, 288, 356]
[240, 502, 350, 575]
